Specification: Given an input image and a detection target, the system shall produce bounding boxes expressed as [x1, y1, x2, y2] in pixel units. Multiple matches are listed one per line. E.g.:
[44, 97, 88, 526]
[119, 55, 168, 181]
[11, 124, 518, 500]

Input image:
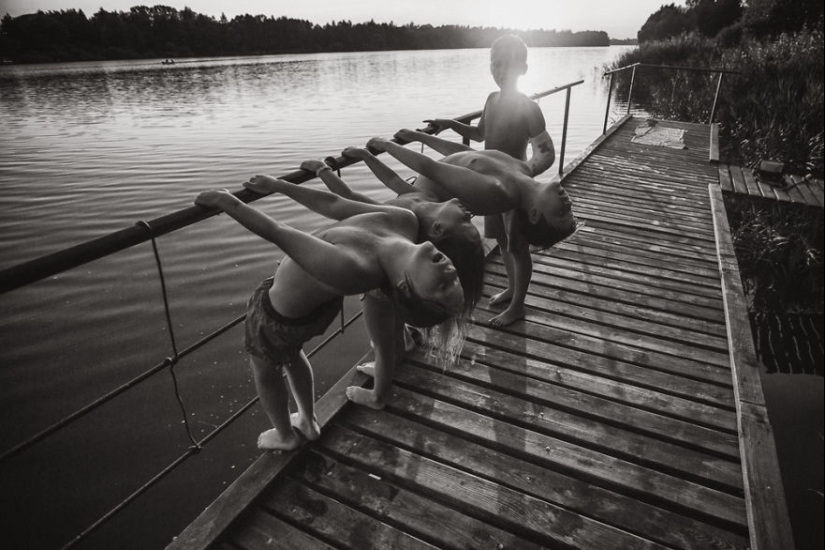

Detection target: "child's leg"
[347, 294, 404, 410]
[249, 356, 302, 451]
[282, 350, 320, 441]
[490, 236, 515, 306]
[490, 244, 530, 327]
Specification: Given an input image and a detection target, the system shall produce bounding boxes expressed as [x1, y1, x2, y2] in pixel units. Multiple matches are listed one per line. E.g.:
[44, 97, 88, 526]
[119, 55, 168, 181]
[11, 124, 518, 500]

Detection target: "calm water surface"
[0, 47, 632, 549]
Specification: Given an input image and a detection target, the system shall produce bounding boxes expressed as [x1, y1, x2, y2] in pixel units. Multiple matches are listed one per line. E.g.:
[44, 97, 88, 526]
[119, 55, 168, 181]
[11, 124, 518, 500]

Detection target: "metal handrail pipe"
[604, 62, 740, 76]
[602, 62, 640, 76]
[0, 82, 584, 295]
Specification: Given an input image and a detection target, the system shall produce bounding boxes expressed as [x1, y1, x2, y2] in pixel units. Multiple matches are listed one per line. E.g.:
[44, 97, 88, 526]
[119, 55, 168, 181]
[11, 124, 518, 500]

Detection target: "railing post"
[626, 65, 637, 115]
[709, 71, 724, 124]
[559, 87, 571, 176]
[602, 72, 614, 134]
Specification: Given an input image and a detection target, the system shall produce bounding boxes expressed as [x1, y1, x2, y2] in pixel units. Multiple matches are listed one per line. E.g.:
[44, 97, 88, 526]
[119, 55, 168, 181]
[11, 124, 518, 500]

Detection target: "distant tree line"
[638, 0, 823, 44]
[0, 5, 611, 63]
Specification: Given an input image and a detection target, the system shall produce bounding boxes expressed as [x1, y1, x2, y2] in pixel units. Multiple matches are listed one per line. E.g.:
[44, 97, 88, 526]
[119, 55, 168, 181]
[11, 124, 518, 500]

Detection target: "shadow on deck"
[169, 116, 793, 550]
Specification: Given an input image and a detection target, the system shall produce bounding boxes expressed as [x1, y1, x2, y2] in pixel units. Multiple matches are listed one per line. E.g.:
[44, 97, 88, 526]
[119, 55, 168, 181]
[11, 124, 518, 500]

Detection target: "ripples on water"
[0, 47, 632, 549]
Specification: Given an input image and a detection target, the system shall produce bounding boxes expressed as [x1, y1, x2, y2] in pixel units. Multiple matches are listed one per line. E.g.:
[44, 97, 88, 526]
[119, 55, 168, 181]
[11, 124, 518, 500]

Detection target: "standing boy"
[426, 34, 556, 326]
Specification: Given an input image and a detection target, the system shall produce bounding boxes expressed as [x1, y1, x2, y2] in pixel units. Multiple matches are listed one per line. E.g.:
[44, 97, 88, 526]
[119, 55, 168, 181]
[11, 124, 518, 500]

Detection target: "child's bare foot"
[290, 412, 320, 441]
[356, 362, 375, 377]
[346, 386, 386, 410]
[345, 363, 386, 410]
[257, 427, 301, 451]
[489, 289, 513, 307]
[489, 305, 525, 327]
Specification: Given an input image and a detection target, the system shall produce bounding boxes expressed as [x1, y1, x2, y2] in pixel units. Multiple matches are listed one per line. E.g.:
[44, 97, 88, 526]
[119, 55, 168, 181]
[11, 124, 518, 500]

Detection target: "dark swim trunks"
[244, 276, 343, 365]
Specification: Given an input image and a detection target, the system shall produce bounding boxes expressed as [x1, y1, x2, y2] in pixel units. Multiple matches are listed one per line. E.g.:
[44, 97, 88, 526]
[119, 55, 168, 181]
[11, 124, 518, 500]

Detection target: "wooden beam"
[709, 123, 720, 163]
[708, 184, 795, 550]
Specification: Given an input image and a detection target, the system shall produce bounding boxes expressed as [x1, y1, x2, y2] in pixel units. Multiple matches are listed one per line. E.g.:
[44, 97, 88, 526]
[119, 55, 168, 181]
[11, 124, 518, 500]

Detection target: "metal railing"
[455, 80, 584, 176]
[602, 63, 741, 133]
[0, 80, 584, 548]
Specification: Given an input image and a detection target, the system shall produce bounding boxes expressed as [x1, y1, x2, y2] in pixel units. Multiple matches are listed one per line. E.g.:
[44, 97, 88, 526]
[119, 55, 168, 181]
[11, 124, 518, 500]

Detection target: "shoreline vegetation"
[0, 6, 626, 65]
[608, 0, 823, 323]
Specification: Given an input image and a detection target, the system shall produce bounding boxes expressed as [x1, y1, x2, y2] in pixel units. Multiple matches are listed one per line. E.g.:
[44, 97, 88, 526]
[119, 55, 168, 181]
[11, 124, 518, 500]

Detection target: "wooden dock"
[718, 163, 824, 209]
[170, 116, 794, 550]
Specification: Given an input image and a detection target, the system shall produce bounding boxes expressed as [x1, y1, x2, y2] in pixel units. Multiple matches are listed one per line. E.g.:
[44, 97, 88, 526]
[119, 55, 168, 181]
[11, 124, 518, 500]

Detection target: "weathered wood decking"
[170, 116, 794, 550]
[718, 163, 824, 209]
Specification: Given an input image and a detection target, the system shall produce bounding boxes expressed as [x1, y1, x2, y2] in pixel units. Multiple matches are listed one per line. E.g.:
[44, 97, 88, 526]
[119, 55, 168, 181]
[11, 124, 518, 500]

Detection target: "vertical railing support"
[626, 65, 637, 115]
[602, 72, 614, 134]
[709, 71, 724, 124]
[559, 87, 571, 176]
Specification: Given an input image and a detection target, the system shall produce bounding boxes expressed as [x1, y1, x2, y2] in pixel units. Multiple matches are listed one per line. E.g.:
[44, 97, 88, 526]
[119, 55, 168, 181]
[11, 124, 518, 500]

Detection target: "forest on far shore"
[0, 6, 618, 64]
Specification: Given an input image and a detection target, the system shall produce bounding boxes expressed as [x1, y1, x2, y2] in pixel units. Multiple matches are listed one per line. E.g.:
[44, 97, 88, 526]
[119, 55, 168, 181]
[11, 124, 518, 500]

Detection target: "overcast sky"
[0, 0, 685, 39]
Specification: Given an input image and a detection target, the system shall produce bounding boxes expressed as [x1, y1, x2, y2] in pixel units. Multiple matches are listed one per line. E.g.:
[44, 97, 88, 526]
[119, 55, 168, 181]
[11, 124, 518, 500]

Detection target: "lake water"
[0, 47, 633, 549]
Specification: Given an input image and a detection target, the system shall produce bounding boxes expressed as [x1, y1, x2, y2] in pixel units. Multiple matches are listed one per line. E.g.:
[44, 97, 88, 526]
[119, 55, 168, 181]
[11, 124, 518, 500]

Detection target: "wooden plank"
[708, 185, 795, 550]
[476, 300, 732, 371]
[166, 355, 372, 550]
[728, 165, 749, 195]
[709, 123, 720, 163]
[320, 425, 669, 549]
[741, 167, 763, 197]
[791, 175, 820, 207]
[569, 187, 713, 221]
[572, 223, 720, 259]
[577, 219, 720, 251]
[571, 226, 720, 265]
[769, 176, 793, 202]
[482, 273, 730, 354]
[341, 407, 749, 550]
[807, 177, 824, 206]
[483, 269, 727, 337]
[494, 262, 725, 323]
[417, 345, 738, 445]
[231, 508, 335, 550]
[783, 174, 808, 204]
[531, 257, 724, 309]
[718, 165, 734, 192]
[394, 364, 743, 491]
[458, 339, 740, 447]
[551, 242, 722, 284]
[344, 388, 747, 529]
[471, 308, 734, 385]
[264, 479, 437, 550]
[295, 450, 546, 550]
[465, 329, 736, 407]
[575, 210, 718, 243]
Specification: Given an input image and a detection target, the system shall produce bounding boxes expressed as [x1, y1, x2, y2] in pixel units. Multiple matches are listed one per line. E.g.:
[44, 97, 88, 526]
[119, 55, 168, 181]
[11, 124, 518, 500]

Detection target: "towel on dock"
[632, 120, 686, 149]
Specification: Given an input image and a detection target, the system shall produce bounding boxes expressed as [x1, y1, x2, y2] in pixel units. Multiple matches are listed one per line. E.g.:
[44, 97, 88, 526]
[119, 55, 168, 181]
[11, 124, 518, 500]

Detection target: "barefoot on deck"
[290, 412, 320, 441]
[489, 289, 512, 307]
[489, 304, 525, 327]
[346, 386, 386, 410]
[356, 362, 375, 377]
[257, 427, 302, 451]
[346, 363, 385, 410]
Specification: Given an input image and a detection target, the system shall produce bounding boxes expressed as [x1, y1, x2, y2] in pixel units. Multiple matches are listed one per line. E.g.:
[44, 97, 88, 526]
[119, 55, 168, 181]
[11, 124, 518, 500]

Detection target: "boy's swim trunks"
[244, 276, 343, 365]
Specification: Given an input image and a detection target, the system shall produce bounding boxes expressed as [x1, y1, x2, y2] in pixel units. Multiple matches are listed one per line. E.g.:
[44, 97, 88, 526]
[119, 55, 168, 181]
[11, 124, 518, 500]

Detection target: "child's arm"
[243, 173, 399, 221]
[395, 129, 474, 156]
[342, 147, 417, 196]
[368, 138, 516, 215]
[195, 190, 364, 291]
[525, 102, 555, 176]
[300, 159, 377, 204]
[424, 118, 484, 143]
